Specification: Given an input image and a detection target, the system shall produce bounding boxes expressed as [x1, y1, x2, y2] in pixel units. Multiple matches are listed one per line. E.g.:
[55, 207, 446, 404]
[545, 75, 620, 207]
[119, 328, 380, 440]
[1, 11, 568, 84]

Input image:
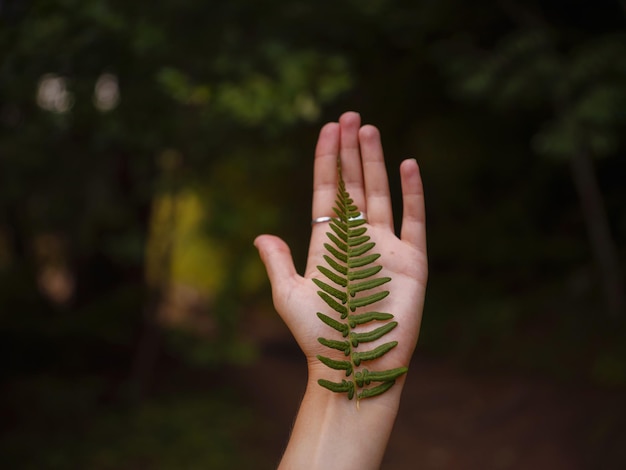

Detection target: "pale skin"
[254, 111, 428, 469]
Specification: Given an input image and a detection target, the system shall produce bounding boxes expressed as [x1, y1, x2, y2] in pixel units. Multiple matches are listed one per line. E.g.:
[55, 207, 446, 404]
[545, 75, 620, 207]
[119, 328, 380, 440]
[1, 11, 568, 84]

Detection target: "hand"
[255, 111, 427, 382]
[254, 111, 428, 469]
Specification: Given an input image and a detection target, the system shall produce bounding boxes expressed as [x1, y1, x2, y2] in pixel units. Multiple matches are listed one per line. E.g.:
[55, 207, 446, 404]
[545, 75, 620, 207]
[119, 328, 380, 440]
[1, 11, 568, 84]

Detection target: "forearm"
[279, 365, 405, 470]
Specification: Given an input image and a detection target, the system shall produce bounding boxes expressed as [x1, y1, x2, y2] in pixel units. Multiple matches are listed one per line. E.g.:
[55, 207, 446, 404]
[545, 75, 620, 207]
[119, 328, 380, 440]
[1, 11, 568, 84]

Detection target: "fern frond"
[329, 223, 348, 242]
[348, 227, 367, 237]
[349, 291, 390, 311]
[318, 292, 348, 318]
[348, 277, 391, 296]
[347, 253, 381, 268]
[349, 322, 397, 345]
[357, 380, 395, 399]
[348, 265, 383, 280]
[317, 337, 351, 355]
[312, 278, 347, 303]
[348, 311, 394, 327]
[324, 243, 347, 263]
[318, 379, 355, 400]
[314, 166, 408, 404]
[317, 266, 348, 287]
[348, 235, 371, 247]
[327, 233, 348, 252]
[348, 217, 366, 228]
[352, 341, 398, 366]
[317, 312, 349, 336]
[354, 367, 408, 386]
[323, 255, 348, 275]
[348, 242, 375, 257]
[317, 354, 353, 376]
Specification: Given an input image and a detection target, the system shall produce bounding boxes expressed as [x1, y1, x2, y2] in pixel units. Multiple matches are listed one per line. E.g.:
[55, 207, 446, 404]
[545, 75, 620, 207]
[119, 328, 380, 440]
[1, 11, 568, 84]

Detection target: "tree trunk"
[569, 147, 625, 318]
[128, 187, 178, 403]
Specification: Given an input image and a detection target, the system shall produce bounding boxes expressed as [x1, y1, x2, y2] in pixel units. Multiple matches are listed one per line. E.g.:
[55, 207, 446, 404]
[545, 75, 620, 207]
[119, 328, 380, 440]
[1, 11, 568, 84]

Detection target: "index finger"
[312, 122, 339, 220]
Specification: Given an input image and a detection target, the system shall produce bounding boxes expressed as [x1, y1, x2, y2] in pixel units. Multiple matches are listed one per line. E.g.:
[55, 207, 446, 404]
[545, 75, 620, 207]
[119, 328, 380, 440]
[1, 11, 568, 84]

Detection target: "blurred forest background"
[1, 0, 625, 468]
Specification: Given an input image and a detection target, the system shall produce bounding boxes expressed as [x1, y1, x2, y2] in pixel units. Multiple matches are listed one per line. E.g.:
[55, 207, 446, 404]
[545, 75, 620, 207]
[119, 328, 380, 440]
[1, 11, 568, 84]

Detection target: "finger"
[399, 159, 427, 251]
[359, 124, 393, 230]
[312, 122, 340, 220]
[338, 112, 366, 212]
[254, 235, 299, 306]
[307, 122, 340, 277]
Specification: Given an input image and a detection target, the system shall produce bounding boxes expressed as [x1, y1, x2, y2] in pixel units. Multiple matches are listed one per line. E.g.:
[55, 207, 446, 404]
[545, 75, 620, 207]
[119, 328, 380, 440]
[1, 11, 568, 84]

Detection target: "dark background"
[1, 0, 625, 468]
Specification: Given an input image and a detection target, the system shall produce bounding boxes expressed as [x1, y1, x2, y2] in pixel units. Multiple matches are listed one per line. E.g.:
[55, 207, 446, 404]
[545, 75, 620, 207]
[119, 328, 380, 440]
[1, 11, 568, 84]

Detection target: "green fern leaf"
[317, 266, 348, 287]
[348, 277, 391, 296]
[348, 265, 383, 280]
[347, 253, 381, 268]
[349, 322, 397, 346]
[329, 223, 348, 242]
[348, 235, 371, 247]
[314, 166, 408, 404]
[318, 292, 348, 318]
[323, 255, 348, 276]
[316, 312, 349, 336]
[348, 242, 376, 257]
[349, 291, 390, 311]
[357, 380, 395, 399]
[327, 232, 348, 252]
[324, 243, 347, 263]
[354, 367, 408, 386]
[348, 311, 394, 327]
[312, 278, 348, 303]
[352, 341, 398, 366]
[317, 337, 351, 355]
[348, 227, 368, 237]
[317, 354, 353, 376]
[318, 379, 355, 400]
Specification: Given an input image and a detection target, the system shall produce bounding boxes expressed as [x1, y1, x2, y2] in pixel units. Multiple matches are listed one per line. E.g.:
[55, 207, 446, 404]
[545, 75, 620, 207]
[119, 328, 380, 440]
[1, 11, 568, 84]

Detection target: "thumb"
[254, 234, 299, 301]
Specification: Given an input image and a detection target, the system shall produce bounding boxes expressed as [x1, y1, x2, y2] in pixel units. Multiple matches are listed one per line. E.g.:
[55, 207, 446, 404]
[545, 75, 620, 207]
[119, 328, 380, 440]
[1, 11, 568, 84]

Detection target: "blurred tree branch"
[434, 0, 626, 318]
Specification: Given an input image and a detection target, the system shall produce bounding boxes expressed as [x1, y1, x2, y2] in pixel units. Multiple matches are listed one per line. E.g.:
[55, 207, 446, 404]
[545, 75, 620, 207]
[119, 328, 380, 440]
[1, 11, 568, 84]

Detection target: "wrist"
[306, 358, 407, 411]
[278, 363, 405, 470]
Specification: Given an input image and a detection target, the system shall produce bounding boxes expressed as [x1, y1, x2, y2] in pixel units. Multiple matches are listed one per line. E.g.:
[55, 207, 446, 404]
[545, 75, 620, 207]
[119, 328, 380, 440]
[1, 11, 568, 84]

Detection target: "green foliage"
[0, 0, 355, 379]
[434, 28, 626, 160]
[0, 376, 260, 469]
[1, 7, 624, 466]
[314, 168, 406, 403]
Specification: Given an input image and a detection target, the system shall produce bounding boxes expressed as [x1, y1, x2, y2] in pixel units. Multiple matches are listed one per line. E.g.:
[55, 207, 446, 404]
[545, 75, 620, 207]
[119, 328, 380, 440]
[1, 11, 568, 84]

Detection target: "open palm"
[255, 112, 427, 387]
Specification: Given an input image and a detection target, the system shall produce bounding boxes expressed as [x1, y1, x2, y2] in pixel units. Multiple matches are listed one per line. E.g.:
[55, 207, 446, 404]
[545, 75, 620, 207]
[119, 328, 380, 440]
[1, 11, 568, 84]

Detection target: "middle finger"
[338, 112, 366, 214]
